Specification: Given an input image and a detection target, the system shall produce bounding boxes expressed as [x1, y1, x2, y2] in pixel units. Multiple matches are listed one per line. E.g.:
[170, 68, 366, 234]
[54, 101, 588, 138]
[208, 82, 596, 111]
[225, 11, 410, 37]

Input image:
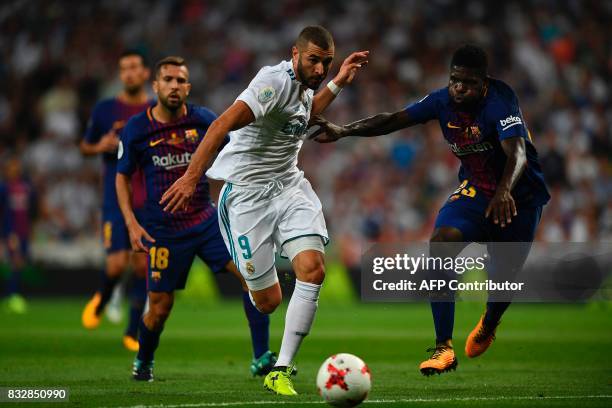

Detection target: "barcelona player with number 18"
[116, 56, 275, 381]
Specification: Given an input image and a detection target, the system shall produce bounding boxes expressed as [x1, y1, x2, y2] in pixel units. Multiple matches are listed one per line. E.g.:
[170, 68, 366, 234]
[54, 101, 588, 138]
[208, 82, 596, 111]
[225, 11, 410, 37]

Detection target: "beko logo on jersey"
[499, 115, 522, 130]
[449, 141, 494, 156]
[152, 152, 192, 169]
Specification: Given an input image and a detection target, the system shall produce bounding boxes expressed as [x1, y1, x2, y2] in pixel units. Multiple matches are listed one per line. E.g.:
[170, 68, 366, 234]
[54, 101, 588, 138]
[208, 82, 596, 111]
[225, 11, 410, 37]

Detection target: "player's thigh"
[434, 189, 489, 243]
[130, 251, 148, 278]
[147, 238, 197, 292]
[217, 184, 278, 292]
[274, 178, 329, 259]
[7, 236, 29, 269]
[106, 250, 130, 277]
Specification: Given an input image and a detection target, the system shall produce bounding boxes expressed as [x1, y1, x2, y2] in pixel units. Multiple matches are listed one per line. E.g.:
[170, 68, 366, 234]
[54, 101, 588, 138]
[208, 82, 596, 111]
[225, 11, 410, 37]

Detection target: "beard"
[160, 93, 184, 112]
[124, 83, 142, 96]
[297, 59, 325, 90]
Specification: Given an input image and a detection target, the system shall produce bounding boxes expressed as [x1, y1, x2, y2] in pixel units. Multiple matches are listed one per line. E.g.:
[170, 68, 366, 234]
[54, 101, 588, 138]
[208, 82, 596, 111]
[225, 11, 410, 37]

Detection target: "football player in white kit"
[161, 26, 368, 395]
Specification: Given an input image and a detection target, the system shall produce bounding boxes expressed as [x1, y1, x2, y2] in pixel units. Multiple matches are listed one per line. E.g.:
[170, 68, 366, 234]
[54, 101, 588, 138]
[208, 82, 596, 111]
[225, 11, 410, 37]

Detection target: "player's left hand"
[309, 116, 345, 143]
[332, 51, 369, 87]
[160, 174, 197, 213]
[485, 189, 517, 228]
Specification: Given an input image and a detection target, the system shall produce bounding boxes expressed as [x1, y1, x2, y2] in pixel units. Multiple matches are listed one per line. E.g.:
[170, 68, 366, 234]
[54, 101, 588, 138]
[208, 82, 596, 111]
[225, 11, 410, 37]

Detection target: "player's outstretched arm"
[311, 51, 369, 117]
[310, 109, 416, 143]
[160, 101, 255, 213]
[485, 137, 527, 228]
[116, 173, 155, 253]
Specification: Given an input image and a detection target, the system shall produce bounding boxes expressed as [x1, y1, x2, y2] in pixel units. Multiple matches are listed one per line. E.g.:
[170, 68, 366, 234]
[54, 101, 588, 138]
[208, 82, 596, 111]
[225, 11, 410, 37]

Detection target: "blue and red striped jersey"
[84, 97, 153, 211]
[0, 180, 35, 239]
[117, 104, 228, 238]
[405, 78, 550, 206]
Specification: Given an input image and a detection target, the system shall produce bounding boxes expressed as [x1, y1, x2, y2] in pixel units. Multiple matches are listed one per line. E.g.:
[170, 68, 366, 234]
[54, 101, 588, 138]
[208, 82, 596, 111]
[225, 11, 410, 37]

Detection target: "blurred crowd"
[0, 0, 610, 267]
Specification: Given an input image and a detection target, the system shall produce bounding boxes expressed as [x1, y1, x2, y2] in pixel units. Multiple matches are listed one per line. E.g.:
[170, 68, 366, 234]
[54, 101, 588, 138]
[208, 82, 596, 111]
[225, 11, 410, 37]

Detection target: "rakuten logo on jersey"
[152, 152, 192, 170]
[499, 115, 523, 130]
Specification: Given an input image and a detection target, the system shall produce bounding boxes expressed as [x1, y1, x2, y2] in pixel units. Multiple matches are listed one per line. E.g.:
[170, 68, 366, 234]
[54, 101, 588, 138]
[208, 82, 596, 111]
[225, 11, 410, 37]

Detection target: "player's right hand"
[485, 188, 517, 228]
[160, 174, 197, 213]
[128, 222, 155, 253]
[98, 131, 120, 153]
[309, 116, 346, 143]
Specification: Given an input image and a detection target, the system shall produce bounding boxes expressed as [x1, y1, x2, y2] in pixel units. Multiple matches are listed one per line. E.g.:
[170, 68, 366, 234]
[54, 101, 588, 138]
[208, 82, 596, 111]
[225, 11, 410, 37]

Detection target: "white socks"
[275, 279, 321, 367]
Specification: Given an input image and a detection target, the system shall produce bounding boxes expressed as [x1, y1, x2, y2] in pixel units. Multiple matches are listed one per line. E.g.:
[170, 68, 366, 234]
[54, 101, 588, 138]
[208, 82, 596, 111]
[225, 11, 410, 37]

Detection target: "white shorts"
[217, 174, 328, 291]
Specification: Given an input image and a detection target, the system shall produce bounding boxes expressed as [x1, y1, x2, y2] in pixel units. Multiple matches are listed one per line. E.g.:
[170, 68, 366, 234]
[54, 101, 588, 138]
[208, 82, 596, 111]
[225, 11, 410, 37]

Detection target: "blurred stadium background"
[1, 1, 611, 407]
[0, 0, 610, 298]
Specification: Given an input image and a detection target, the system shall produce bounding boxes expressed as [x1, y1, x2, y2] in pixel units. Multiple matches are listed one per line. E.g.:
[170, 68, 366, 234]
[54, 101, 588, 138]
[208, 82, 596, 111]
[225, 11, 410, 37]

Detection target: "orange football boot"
[82, 293, 102, 329]
[419, 343, 458, 376]
[465, 315, 498, 358]
[123, 335, 140, 352]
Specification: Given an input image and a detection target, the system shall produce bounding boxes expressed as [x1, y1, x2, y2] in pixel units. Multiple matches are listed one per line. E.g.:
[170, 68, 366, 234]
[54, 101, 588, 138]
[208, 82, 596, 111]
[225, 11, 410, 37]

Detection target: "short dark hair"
[296, 25, 334, 50]
[451, 44, 488, 77]
[154, 56, 187, 78]
[119, 49, 147, 66]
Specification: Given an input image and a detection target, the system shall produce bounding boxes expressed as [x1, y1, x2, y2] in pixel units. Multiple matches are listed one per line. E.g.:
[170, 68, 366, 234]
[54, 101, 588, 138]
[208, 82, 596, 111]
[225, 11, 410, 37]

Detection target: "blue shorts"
[434, 181, 543, 285]
[101, 208, 145, 254]
[145, 214, 232, 292]
[435, 181, 542, 243]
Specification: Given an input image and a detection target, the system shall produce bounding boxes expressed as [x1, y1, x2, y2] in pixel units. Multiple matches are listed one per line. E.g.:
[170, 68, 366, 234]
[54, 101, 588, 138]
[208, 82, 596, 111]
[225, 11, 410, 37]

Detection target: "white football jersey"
[206, 60, 314, 185]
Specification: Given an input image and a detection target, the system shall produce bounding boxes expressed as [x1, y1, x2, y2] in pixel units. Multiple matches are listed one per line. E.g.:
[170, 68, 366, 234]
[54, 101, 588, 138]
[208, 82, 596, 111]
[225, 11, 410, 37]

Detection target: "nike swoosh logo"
[149, 138, 164, 147]
[447, 122, 461, 129]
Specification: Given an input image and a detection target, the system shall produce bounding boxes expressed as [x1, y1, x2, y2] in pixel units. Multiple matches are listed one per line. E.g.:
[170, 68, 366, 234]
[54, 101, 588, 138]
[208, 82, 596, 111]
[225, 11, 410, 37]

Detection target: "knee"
[430, 227, 463, 243]
[107, 257, 128, 278]
[296, 257, 325, 285]
[147, 300, 173, 329]
[255, 290, 282, 314]
[132, 257, 148, 278]
[256, 298, 281, 314]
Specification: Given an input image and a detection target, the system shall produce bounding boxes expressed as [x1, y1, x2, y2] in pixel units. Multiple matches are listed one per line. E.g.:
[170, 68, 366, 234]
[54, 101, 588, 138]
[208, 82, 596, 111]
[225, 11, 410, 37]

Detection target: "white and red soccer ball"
[316, 353, 372, 407]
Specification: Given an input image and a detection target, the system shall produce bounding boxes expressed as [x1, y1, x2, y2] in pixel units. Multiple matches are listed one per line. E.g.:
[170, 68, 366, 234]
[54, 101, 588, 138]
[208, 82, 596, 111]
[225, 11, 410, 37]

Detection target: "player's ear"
[186, 82, 191, 96]
[143, 68, 151, 81]
[292, 45, 299, 63]
[152, 80, 159, 95]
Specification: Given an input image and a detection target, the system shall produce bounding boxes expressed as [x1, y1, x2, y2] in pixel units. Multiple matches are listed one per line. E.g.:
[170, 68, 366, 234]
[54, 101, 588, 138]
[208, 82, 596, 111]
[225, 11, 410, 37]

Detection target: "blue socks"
[484, 301, 510, 327]
[125, 276, 147, 338]
[137, 319, 162, 363]
[431, 301, 455, 344]
[241, 291, 270, 359]
[95, 272, 120, 315]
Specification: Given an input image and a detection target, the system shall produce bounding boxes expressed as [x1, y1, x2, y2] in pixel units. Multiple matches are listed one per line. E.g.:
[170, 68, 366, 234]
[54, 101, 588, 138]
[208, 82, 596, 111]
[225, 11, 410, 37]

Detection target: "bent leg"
[276, 237, 325, 368]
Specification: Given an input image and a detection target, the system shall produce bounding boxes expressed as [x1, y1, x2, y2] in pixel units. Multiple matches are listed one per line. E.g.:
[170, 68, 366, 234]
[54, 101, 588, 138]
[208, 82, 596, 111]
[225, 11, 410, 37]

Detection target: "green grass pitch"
[1, 299, 610, 407]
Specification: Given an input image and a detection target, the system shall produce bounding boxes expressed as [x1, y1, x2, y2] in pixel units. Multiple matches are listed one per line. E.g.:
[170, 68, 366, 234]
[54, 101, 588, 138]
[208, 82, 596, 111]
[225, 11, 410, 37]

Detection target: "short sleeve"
[236, 68, 286, 120]
[404, 93, 438, 124]
[195, 106, 229, 152]
[116, 119, 138, 176]
[84, 102, 105, 143]
[493, 100, 529, 141]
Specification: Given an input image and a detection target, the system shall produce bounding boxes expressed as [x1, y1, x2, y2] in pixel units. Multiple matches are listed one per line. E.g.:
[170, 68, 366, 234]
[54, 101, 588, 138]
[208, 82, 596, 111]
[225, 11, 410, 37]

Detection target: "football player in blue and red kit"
[116, 57, 274, 381]
[0, 156, 36, 314]
[311, 45, 550, 375]
[81, 50, 152, 351]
